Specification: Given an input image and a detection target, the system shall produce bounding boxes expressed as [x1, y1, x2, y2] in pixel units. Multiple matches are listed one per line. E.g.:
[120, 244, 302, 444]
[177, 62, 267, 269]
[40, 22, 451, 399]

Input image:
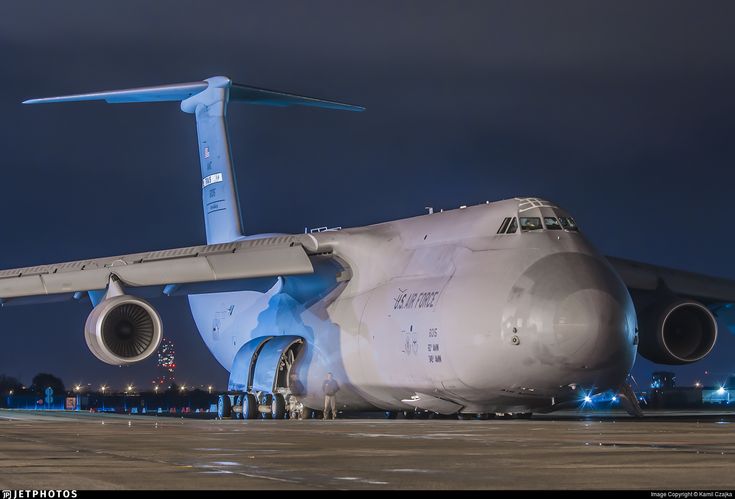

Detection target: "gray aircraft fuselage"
[192, 197, 638, 414]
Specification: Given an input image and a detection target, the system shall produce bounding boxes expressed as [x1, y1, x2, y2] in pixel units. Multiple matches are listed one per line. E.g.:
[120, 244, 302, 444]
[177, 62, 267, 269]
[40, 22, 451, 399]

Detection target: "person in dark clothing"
[322, 372, 340, 420]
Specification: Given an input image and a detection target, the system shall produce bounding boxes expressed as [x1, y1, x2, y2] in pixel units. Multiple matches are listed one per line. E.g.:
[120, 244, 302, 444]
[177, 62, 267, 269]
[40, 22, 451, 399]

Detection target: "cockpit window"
[544, 217, 562, 230]
[507, 217, 518, 234]
[497, 217, 511, 234]
[559, 217, 579, 232]
[519, 217, 542, 232]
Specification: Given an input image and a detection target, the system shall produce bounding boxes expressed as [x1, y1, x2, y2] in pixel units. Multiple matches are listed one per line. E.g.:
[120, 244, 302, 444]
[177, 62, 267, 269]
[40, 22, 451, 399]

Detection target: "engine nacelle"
[84, 295, 163, 366]
[638, 299, 717, 365]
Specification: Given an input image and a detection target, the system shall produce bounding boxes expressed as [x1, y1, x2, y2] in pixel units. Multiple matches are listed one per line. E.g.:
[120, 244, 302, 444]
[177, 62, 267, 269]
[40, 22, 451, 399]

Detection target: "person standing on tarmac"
[322, 372, 340, 420]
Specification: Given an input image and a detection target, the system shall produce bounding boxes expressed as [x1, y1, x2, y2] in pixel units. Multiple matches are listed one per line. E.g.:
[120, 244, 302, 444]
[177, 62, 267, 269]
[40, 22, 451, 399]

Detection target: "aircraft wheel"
[217, 394, 231, 419]
[242, 393, 258, 420]
[400, 410, 415, 419]
[232, 395, 243, 419]
[260, 393, 273, 419]
[301, 407, 315, 420]
[457, 413, 473, 420]
[384, 411, 397, 419]
[271, 393, 286, 419]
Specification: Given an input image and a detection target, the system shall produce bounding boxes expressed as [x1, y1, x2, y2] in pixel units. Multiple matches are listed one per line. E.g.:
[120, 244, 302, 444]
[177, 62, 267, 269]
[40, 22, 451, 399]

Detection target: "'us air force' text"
[394, 290, 439, 310]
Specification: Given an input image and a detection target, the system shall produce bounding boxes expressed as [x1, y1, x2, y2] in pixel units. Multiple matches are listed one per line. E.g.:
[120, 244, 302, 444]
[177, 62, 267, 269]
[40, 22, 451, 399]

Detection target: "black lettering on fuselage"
[393, 289, 440, 310]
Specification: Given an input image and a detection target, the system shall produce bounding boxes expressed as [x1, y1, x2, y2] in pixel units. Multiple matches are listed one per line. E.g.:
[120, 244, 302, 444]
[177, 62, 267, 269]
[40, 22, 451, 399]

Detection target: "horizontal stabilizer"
[23, 81, 208, 104]
[23, 77, 364, 111]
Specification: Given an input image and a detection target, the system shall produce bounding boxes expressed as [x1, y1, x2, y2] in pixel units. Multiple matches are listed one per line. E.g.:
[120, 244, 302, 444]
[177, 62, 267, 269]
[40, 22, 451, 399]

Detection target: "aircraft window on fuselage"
[544, 217, 562, 230]
[507, 217, 518, 234]
[497, 217, 511, 234]
[559, 217, 579, 232]
[520, 217, 542, 232]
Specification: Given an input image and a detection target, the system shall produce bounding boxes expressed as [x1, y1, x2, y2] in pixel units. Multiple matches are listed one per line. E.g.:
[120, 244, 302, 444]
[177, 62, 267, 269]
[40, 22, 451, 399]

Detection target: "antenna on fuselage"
[24, 76, 364, 244]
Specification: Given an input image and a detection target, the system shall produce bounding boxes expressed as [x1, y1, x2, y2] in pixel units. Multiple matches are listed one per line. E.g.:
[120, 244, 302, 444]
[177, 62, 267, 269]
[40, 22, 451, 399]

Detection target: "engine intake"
[84, 295, 163, 365]
[638, 299, 717, 365]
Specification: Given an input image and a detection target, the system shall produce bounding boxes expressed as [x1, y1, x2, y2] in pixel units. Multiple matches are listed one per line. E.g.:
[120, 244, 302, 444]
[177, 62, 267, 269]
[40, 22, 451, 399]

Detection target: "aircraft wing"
[606, 256, 735, 306]
[0, 235, 316, 305]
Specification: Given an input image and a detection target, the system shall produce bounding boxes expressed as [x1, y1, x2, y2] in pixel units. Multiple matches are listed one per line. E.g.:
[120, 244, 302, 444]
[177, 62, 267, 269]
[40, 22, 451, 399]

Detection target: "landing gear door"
[251, 336, 304, 393]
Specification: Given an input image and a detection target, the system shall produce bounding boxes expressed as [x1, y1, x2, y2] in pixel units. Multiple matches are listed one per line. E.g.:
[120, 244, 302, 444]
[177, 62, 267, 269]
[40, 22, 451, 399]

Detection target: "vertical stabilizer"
[181, 77, 243, 244]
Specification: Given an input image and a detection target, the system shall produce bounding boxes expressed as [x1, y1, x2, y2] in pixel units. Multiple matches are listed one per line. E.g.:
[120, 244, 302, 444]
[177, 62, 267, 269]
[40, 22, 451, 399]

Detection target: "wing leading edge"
[607, 256, 735, 305]
[0, 235, 317, 304]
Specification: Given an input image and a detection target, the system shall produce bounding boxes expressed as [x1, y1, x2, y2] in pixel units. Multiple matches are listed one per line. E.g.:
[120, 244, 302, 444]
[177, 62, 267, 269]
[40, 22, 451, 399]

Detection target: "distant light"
[718, 387, 727, 395]
[695, 382, 702, 388]
[611, 396, 618, 402]
[584, 396, 592, 404]
[180, 385, 186, 392]
[8, 390, 13, 396]
[74, 384, 82, 392]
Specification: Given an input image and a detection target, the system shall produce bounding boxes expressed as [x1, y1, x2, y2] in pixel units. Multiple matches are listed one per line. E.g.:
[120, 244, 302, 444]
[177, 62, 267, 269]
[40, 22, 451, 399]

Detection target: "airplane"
[3, 75, 734, 419]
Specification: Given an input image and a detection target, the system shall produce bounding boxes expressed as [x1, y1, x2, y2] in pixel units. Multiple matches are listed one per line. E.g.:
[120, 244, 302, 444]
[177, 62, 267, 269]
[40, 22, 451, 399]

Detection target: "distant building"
[702, 386, 730, 404]
[152, 338, 176, 387]
[651, 371, 676, 390]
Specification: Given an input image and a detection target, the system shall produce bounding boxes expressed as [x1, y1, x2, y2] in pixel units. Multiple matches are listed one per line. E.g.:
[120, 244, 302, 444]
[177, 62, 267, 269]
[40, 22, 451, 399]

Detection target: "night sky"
[1, 1, 734, 392]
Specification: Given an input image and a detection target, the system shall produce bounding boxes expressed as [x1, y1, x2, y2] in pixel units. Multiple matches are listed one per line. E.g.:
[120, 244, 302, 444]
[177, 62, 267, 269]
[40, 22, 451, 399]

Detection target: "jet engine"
[84, 295, 163, 366]
[637, 299, 717, 365]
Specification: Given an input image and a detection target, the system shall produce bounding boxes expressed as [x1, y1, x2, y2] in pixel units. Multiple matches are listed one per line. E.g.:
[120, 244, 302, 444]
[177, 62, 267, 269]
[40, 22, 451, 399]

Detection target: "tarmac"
[1, 409, 735, 490]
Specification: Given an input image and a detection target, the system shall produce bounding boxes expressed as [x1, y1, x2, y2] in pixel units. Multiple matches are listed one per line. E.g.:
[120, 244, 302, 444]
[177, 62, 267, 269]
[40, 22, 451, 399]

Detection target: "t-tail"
[24, 76, 364, 244]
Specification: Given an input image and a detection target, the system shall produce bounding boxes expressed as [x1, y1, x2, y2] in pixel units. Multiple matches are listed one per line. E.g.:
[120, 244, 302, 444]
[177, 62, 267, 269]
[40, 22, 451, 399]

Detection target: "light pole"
[73, 384, 82, 411]
[100, 385, 107, 411]
[124, 385, 134, 413]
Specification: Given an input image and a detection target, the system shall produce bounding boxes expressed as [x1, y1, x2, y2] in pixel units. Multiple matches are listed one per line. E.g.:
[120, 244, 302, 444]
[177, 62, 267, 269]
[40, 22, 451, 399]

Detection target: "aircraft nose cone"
[554, 288, 629, 367]
[502, 252, 637, 391]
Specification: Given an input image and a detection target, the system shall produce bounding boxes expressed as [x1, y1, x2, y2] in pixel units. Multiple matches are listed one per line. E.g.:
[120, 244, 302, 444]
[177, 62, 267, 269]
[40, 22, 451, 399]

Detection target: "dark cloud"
[0, 0, 733, 388]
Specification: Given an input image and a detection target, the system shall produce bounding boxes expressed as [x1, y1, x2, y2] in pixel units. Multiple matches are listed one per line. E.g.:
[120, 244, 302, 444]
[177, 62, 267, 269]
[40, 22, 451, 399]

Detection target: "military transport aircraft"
[3, 76, 733, 419]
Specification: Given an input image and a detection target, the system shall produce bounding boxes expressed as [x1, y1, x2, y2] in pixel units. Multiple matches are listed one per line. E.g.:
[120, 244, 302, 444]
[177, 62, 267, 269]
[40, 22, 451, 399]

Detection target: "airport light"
[100, 385, 107, 394]
[611, 396, 617, 402]
[179, 385, 186, 392]
[583, 395, 592, 404]
[718, 386, 727, 395]
[207, 385, 212, 394]
[695, 382, 702, 388]
[154, 385, 159, 393]
[74, 384, 82, 393]
[8, 390, 13, 396]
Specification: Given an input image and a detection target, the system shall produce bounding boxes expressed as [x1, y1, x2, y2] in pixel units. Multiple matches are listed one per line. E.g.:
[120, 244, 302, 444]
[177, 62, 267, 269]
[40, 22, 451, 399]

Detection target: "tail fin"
[24, 76, 364, 244]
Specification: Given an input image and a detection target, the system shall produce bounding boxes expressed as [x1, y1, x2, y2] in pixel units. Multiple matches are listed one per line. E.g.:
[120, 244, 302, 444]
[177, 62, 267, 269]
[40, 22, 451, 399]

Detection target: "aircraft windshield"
[520, 217, 542, 232]
[496, 215, 578, 234]
[559, 217, 579, 232]
[544, 217, 562, 230]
